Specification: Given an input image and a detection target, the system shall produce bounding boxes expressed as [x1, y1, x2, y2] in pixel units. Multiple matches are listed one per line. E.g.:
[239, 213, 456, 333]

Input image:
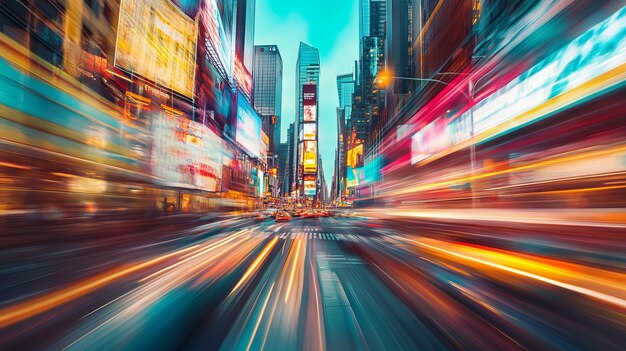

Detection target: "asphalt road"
[1, 215, 624, 350]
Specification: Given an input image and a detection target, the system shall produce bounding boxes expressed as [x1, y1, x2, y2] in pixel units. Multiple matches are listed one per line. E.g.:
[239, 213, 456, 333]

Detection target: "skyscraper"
[335, 73, 355, 201]
[253, 44, 282, 198]
[278, 142, 289, 196]
[385, 0, 412, 119]
[253, 45, 283, 145]
[286, 122, 295, 195]
[337, 73, 355, 119]
[294, 42, 320, 200]
[354, 0, 386, 147]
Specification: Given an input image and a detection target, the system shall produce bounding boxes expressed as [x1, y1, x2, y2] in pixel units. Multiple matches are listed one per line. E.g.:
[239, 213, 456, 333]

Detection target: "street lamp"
[375, 70, 488, 207]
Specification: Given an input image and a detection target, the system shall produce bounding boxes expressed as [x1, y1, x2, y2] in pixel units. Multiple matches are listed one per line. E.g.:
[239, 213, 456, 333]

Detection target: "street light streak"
[412, 239, 626, 309]
[285, 238, 302, 303]
[0, 243, 200, 328]
[230, 237, 279, 296]
[245, 282, 276, 351]
[139, 230, 249, 283]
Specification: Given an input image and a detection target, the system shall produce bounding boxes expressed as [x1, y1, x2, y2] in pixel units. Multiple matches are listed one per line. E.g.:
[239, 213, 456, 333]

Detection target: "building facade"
[253, 45, 283, 145]
[253, 44, 283, 198]
[294, 42, 320, 200]
[334, 73, 356, 202]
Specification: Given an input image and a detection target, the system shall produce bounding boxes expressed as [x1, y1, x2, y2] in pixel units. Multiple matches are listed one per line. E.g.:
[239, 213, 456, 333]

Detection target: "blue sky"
[254, 0, 359, 194]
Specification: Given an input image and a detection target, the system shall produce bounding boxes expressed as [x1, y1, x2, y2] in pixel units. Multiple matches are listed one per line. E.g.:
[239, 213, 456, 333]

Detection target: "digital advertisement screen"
[303, 84, 317, 122]
[196, 42, 235, 125]
[115, 0, 197, 97]
[199, 0, 234, 78]
[303, 105, 316, 122]
[152, 111, 222, 191]
[304, 175, 316, 196]
[236, 92, 262, 158]
[234, 58, 252, 98]
[257, 169, 264, 197]
[346, 166, 360, 188]
[346, 157, 382, 188]
[347, 144, 363, 168]
[303, 140, 317, 174]
[303, 123, 316, 140]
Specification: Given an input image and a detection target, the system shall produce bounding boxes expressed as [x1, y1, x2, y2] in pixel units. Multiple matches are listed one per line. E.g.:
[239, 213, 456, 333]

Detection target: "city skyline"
[254, 0, 359, 188]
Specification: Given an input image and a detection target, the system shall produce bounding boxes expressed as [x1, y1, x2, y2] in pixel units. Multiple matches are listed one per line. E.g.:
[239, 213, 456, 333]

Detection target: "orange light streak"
[230, 237, 279, 295]
[285, 238, 302, 303]
[0, 244, 199, 328]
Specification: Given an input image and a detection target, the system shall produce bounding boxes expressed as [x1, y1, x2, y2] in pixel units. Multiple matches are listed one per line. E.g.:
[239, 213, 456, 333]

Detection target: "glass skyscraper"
[294, 42, 320, 199]
[253, 45, 283, 144]
[335, 73, 355, 201]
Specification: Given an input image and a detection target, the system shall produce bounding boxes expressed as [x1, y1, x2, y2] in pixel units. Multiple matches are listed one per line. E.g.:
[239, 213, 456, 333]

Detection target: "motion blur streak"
[410, 238, 626, 309]
[284, 237, 303, 303]
[3, 0, 626, 350]
[0, 243, 199, 329]
[230, 236, 279, 295]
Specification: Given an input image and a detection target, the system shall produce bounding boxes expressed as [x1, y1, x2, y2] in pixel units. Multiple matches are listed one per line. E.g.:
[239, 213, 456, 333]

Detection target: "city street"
[2, 0, 626, 350]
[2, 214, 624, 350]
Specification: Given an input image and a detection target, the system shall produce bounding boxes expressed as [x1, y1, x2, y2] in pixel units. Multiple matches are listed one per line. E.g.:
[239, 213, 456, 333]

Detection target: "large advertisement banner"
[303, 123, 316, 140]
[347, 144, 363, 169]
[303, 84, 317, 122]
[115, 0, 197, 97]
[152, 110, 222, 191]
[196, 32, 236, 125]
[304, 175, 316, 196]
[347, 156, 382, 188]
[236, 92, 262, 158]
[303, 140, 317, 174]
[199, 0, 234, 78]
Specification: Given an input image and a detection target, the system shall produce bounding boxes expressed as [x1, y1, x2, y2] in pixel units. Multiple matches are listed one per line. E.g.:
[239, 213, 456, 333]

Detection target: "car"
[275, 211, 291, 221]
[255, 212, 267, 220]
[302, 210, 317, 218]
[265, 208, 279, 218]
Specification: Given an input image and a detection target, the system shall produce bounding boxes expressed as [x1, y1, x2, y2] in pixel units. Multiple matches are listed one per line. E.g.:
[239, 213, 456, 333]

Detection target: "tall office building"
[335, 73, 355, 201]
[234, 0, 256, 100]
[253, 44, 283, 196]
[337, 73, 355, 118]
[294, 42, 320, 200]
[253, 45, 283, 145]
[385, 0, 412, 119]
[278, 142, 289, 196]
[285, 122, 295, 195]
[354, 0, 386, 150]
[318, 155, 328, 203]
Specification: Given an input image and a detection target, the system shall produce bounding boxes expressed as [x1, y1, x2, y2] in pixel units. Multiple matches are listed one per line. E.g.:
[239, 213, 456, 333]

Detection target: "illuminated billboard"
[303, 123, 316, 140]
[304, 175, 316, 196]
[303, 141, 317, 174]
[234, 58, 252, 98]
[347, 144, 363, 169]
[199, 0, 234, 78]
[115, 0, 197, 97]
[303, 84, 316, 122]
[152, 110, 222, 191]
[257, 169, 264, 197]
[303, 105, 316, 122]
[346, 167, 359, 188]
[408, 6, 626, 165]
[236, 92, 262, 158]
[196, 49, 235, 125]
